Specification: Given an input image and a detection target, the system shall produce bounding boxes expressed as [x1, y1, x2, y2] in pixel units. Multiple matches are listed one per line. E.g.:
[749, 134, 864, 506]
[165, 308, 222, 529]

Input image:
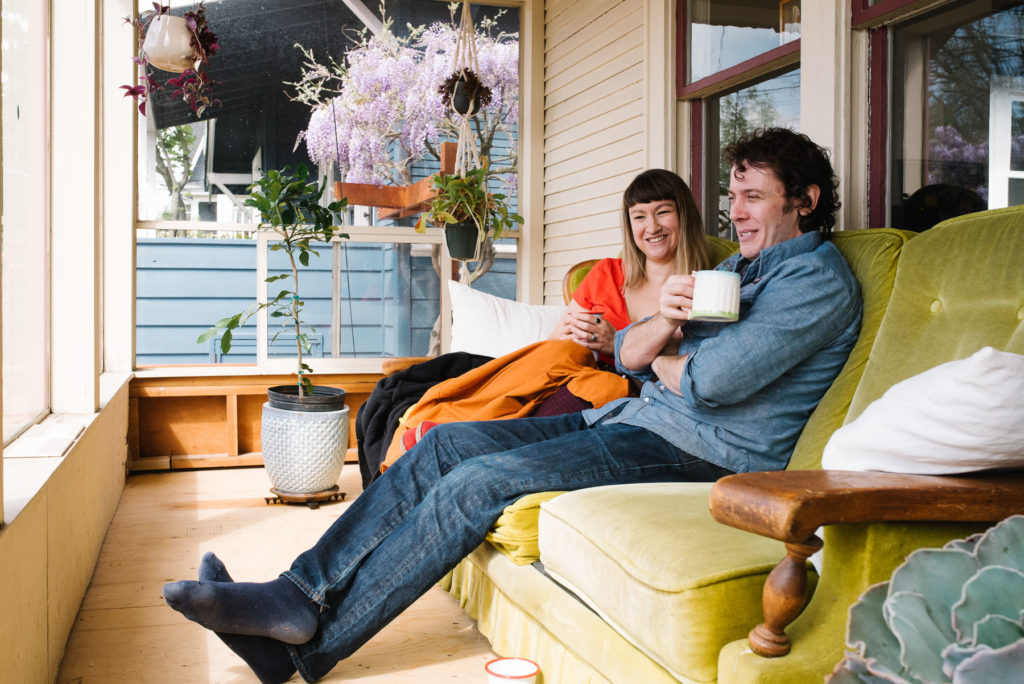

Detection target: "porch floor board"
[57, 465, 496, 683]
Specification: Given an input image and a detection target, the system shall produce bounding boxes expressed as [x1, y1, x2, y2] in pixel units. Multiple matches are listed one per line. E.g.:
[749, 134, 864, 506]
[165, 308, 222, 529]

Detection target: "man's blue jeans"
[283, 413, 732, 681]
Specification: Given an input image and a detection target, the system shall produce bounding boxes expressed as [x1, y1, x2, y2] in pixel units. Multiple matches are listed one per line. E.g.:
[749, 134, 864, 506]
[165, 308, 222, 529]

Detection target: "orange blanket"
[381, 339, 630, 471]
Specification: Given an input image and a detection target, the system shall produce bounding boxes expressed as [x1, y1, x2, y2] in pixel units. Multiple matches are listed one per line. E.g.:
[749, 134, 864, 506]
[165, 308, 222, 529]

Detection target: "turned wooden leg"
[748, 534, 823, 657]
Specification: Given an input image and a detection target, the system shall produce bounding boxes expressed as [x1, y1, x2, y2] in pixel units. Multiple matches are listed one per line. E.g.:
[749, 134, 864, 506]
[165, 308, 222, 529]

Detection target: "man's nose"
[729, 199, 744, 221]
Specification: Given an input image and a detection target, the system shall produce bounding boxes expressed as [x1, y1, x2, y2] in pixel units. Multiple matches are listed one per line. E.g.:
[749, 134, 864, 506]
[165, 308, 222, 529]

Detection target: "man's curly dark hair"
[722, 128, 840, 233]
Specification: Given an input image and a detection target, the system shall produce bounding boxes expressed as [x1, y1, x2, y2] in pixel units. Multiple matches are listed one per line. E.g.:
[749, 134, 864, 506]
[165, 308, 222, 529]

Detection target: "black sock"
[195, 553, 298, 684]
[163, 569, 319, 645]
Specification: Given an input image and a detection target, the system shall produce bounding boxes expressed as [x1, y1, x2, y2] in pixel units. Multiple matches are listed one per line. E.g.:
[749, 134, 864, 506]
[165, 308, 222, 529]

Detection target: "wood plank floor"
[57, 465, 497, 683]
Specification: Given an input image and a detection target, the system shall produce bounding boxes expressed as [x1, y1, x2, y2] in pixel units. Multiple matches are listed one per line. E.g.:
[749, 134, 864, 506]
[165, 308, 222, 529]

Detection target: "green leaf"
[952, 567, 1024, 644]
[220, 328, 232, 354]
[889, 548, 979, 644]
[953, 641, 1024, 684]
[197, 327, 218, 344]
[886, 591, 951, 683]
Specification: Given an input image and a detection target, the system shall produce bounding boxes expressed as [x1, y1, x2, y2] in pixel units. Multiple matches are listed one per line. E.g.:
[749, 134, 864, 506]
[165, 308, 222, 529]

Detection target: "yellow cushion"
[847, 207, 1024, 421]
[485, 491, 566, 564]
[538, 483, 816, 683]
[789, 228, 915, 470]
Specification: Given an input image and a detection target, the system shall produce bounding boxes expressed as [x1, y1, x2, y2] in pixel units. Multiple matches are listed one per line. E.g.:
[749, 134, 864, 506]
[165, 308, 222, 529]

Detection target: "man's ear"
[799, 184, 821, 216]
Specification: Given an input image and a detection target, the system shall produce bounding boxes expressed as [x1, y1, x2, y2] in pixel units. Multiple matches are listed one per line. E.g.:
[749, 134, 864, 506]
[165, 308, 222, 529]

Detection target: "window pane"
[688, 0, 800, 83]
[2, 0, 50, 442]
[133, 0, 521, 366]
[135, 236, 515, 363]
[708, 69, 801, 238]
[891, 2, 1024, 231]
[1011, 101, 1024, 171]
[135, 0, 519, 224]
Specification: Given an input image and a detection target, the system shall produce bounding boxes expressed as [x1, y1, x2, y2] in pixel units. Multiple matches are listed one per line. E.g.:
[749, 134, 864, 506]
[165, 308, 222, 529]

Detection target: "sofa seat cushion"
[539, 482, 814, 683]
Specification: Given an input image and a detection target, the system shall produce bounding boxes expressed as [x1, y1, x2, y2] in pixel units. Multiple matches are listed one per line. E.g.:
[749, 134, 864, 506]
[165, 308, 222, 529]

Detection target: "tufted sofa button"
[930, 299, 942, 313]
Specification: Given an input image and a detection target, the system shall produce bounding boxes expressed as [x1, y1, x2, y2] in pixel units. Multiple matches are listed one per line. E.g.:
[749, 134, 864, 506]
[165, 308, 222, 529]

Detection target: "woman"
[550, 168, 710, 365]
[378, 169, 710, 471]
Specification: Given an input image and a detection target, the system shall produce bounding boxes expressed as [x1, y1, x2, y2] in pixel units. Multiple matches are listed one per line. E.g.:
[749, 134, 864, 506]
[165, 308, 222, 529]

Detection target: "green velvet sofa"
[441, 207, 1024, 683]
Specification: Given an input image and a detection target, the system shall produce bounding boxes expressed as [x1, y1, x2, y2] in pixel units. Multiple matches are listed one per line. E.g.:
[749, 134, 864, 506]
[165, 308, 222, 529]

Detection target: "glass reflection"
[688, 0, 800, 83]
[711, 69, 801, 238]
[892, 2, 1024, 230]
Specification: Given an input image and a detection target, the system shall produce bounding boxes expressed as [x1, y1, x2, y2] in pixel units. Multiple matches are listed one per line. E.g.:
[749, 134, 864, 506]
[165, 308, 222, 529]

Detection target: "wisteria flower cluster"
[292, 14, 519, 190]
[926, 125, 990, 200]
[121, 2, 220, 117]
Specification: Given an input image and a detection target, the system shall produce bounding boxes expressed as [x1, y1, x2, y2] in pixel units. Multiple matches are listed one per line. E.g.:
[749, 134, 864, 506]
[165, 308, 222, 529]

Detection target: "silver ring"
[591, 333, 597, 342]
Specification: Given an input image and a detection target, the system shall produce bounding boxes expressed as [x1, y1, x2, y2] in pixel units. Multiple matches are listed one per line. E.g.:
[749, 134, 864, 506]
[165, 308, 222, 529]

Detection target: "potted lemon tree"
[199, 164, 350, 498]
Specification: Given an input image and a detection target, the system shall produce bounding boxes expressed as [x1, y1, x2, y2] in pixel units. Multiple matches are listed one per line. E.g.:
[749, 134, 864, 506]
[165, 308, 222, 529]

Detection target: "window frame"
[676, 1, 801, 226]
[130, 0, 533, 372]
[860, 0, 1024, 226]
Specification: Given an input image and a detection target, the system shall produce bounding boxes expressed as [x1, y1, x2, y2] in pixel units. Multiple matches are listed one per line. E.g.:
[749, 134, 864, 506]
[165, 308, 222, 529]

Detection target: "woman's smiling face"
[628, 199, 680, 265]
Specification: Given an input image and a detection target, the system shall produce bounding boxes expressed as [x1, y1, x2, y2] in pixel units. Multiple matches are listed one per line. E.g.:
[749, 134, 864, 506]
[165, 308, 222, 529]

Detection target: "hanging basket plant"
[439, 68, 492, 116]
[121, 2, 221, 117]
[414, 163, 522, 261]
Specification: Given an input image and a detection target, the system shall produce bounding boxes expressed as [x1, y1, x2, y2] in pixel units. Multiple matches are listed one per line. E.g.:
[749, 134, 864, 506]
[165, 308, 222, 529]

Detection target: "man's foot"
[195, 553, 297, 684]
[163, 567, 318, 645]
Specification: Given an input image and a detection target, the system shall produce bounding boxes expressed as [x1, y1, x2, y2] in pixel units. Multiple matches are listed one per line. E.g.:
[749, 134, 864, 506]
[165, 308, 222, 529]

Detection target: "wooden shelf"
[336, 142, 457, 219]
[128, 371, 383, 471]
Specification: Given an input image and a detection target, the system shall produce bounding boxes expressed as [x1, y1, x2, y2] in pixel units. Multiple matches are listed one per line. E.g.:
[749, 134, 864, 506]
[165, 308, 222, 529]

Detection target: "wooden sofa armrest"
[380, 357, 432, 377]
[709, 469, 1024, 657]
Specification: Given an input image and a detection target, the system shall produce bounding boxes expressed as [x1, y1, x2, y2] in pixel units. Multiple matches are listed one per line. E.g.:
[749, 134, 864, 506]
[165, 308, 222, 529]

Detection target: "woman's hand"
[566, 311, 615, 356]
[659, 274, 695, 325]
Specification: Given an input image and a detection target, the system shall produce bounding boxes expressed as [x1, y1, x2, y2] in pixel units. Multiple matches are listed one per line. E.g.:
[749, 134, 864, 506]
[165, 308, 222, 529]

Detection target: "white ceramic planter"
[260, 403, 349, 494]
[143, 15, 194, 73]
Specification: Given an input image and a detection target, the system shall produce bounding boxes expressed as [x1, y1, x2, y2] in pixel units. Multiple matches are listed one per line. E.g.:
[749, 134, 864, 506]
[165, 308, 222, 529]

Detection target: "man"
[163, 128, 862, 683]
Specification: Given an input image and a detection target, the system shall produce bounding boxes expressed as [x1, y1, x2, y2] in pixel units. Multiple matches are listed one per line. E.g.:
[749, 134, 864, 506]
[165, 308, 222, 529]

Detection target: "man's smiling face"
[728, 163, 816, 260]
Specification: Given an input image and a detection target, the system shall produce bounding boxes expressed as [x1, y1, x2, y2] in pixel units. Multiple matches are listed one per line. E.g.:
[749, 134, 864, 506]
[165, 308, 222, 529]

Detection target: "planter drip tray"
[265, 485, 346, 509]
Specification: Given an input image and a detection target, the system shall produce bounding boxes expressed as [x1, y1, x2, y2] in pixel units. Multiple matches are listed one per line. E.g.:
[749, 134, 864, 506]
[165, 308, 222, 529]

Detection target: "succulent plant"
[829, 514, 1024, 684]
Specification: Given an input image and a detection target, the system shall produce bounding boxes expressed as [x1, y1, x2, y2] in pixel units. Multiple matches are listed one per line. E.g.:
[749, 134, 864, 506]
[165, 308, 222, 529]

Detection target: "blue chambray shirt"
[581, 231, 862, 473]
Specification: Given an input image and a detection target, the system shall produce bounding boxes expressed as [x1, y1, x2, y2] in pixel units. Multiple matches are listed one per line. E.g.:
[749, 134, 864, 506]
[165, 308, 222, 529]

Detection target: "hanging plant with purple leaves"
[439, 67, 492, 116]
[121, 2, 221, 117]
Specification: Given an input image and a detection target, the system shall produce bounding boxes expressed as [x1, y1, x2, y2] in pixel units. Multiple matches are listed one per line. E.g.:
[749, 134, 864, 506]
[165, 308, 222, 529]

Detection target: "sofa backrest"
[788, 228, 916, 470]
[844, 206, 1024, 423]
[707, 234, 740, 265]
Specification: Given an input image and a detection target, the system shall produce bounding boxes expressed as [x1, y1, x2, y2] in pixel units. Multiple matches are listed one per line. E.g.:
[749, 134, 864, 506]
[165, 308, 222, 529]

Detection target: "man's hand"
[619, 275, 696, 371]
[651, 354, 688, 395]
[659, 274, 695, 325]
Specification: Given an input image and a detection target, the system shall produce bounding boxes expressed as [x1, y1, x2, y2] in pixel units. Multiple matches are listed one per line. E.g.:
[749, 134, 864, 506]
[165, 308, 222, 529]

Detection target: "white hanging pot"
[142, 15, 194, 73]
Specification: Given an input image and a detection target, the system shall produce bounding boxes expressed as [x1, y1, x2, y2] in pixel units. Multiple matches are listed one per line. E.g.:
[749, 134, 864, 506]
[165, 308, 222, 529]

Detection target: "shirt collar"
[722, 231, 823, 282]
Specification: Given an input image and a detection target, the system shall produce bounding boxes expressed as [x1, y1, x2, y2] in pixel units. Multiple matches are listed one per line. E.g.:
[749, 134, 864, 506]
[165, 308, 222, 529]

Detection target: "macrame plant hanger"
[451, 0, 482, 176]
[451, 0, 484, 276]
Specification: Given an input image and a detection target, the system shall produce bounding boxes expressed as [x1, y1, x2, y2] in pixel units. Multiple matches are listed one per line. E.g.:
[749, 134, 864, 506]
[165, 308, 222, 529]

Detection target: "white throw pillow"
[821, 347, 1024, 474]
[448, 279, 565, 357]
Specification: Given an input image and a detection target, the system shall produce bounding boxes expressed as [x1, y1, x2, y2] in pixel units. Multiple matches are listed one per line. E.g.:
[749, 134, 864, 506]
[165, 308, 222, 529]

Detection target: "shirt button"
[658, 384, 665, 391]
[643, 397, 650, 403]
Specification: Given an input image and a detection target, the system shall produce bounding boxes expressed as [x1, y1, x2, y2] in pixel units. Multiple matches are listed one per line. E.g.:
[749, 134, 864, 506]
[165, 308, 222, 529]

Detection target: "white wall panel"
[542, 0, 645, 303]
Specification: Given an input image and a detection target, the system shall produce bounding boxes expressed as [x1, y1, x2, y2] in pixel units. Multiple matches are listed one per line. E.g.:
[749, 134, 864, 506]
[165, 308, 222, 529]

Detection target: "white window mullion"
[51, 0, 99, 413]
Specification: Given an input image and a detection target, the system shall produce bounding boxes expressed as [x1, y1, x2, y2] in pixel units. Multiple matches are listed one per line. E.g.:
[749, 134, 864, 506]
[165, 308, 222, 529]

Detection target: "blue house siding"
[136, 238, 515, 365]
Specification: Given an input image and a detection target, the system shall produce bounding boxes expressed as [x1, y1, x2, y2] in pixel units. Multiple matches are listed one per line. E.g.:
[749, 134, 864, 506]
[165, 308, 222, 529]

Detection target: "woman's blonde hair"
[620, 169, 710, 288]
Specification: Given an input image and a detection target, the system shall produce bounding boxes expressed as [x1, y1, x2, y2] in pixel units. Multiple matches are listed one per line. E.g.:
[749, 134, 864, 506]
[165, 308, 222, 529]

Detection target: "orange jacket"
[381, 339, 630, 471]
